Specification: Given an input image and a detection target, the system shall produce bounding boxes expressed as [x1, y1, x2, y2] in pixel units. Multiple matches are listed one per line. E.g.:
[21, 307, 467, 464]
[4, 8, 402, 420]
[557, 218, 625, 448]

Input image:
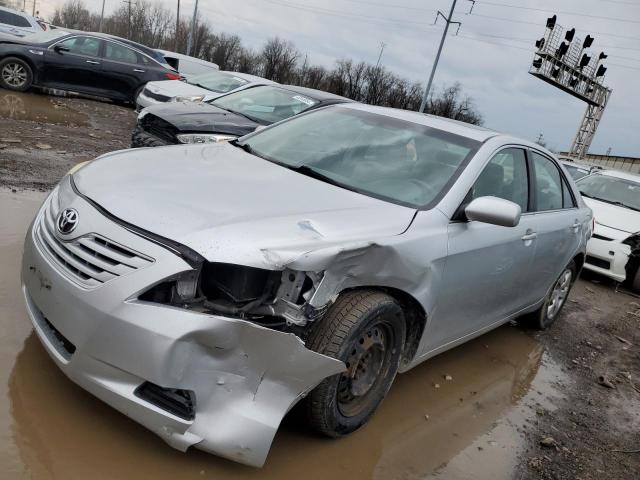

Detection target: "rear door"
[523, 150, 583, 304]
[42, 36, 104, 94]
[100, 41, 151, 101]
[427, 147, 538, 349]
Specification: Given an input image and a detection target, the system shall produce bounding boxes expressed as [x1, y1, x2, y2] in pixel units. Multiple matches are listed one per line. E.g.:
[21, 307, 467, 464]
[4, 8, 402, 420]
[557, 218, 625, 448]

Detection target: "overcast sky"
[40, 0, 640, 157]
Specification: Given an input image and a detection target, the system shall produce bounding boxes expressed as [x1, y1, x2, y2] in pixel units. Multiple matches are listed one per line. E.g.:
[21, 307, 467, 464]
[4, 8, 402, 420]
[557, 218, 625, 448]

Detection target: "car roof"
[280, 84, 352, 103]
[560, 160, 590, 170]
[155, 49, 219, 68]
[598, 169, 640, 182]
[335, 103, 498, 142]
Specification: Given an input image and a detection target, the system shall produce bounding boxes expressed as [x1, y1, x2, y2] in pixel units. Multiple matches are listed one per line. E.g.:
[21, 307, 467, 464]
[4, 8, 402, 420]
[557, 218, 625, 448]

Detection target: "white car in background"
[576, 170, 640, 290]
[136, 70, 276, 110]
[155, 49, 219, 78]
[0, 6, 46, 37]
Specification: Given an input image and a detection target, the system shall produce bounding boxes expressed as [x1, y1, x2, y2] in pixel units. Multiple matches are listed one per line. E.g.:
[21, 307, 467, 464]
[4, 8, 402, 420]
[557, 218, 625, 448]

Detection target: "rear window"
[188, 71, 249, 93]
[0, 10, 32, 28]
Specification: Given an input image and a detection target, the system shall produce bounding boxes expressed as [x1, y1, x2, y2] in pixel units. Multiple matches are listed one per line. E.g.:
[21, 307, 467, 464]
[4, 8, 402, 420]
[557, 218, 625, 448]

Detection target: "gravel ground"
[1, 90, 638, 479]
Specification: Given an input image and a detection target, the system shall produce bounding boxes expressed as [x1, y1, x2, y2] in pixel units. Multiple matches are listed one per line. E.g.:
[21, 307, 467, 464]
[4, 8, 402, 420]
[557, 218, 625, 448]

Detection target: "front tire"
[521, 261, 577, 329]
[304, 290, 406, 437]
[0, 57, 33, 92]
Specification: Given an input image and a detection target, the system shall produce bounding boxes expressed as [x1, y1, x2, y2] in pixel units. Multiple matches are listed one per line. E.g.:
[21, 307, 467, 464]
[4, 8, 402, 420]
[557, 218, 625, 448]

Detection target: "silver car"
[0, 6, 45, 37]
[21, 104, 591, 467]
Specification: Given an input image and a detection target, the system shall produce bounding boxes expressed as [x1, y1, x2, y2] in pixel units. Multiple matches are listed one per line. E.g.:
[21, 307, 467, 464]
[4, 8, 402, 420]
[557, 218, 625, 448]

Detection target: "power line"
[465, 11, 640, 42]
[475, 1, 640, 24]
[342, 0, 436, 12]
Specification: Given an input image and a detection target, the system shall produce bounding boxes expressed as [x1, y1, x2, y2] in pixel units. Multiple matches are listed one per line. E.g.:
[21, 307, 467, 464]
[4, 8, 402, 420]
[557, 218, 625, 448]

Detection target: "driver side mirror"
[465, 196, 521, 227]
[54, 45, 70, 54]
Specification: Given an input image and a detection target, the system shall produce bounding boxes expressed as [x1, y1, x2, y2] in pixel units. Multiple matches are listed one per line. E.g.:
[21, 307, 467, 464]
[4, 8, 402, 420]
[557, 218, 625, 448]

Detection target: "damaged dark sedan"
[131, 84, 351, 147]
[22, 104, 591, 467]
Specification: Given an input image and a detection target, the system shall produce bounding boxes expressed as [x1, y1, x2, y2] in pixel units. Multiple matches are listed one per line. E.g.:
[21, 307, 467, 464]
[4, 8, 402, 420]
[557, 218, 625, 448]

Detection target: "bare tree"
[261, 37, 299, 83]
[425, 83, 483, 125]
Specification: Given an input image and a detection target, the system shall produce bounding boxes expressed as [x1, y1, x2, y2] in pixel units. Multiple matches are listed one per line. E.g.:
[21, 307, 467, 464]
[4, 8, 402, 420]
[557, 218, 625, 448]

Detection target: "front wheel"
[521, 261, 577, 329]
[304, 290, 406, 437]
[0, 57, 33, 92]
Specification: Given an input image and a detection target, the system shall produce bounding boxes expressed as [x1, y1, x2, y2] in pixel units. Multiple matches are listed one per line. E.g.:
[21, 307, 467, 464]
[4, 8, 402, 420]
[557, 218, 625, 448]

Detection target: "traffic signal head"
[546, 15, 557, 29]
[532, 56, 543, 69]
[599, 52, 608, 60]
[596, 65, 607, 77]
[535, 37, 545, 49]
[552, 66, 561, 78]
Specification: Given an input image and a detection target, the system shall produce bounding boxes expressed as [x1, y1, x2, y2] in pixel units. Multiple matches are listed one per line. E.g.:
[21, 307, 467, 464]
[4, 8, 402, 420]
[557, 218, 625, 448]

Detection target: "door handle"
[133, 68, 145, 73]
[521, 232, 538, 241]
[86, 60, 100, 65]
[571, 221, 580, 232]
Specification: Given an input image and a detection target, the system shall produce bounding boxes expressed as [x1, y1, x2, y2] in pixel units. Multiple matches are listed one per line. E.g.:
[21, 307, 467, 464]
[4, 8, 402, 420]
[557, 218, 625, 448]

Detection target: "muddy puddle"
[0, 90, 88, 125]
[0, 190, 568, 480]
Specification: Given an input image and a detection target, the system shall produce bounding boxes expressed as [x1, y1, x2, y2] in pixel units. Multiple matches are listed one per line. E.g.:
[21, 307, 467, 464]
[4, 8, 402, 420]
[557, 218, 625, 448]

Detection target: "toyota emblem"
[56, 208, 79, 235]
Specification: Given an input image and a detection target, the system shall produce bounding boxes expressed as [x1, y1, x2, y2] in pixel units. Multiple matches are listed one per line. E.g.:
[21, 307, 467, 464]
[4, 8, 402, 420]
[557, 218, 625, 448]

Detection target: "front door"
[42, 36, 104, 94]
[424, 147, 537, 351]
[523, 150, 583, 304]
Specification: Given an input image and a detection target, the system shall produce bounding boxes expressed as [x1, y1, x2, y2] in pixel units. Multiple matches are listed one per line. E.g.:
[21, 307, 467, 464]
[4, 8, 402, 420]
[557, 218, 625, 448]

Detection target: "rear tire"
[0, 57, 33, 92]
[519, 260, 577, 330]
[632, 266, 640, 293]
[303, 290, 405, 437]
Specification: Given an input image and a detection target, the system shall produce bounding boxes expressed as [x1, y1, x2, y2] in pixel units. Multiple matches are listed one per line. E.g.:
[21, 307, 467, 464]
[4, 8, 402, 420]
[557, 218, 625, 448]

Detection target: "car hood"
[143, 101, 259, 136]
[144, 80, 222, 100]
[73, 144, 416, 268]
[583, 197, 640, 236]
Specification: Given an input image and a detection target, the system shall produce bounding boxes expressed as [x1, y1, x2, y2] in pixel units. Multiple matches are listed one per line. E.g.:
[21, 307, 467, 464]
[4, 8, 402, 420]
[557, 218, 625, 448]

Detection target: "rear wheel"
[0, 57, 33, 92]
[304, 290, 405, 437]
[520, 261, 577, 329]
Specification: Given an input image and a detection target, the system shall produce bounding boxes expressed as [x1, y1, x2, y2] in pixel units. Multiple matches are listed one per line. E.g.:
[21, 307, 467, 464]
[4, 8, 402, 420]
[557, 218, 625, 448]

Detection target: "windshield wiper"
[285, 165, 358, 192]
[582, 194, 640, 211]
[230, 140, 252, 154]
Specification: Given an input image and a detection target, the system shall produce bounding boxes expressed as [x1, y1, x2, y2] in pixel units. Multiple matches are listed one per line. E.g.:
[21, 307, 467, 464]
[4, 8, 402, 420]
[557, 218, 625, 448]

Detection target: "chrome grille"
[34, 194, 153, 288]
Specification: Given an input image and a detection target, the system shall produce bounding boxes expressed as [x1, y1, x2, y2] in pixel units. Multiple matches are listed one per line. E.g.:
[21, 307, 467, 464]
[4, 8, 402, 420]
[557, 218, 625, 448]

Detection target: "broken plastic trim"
[139, 262, 329, 330]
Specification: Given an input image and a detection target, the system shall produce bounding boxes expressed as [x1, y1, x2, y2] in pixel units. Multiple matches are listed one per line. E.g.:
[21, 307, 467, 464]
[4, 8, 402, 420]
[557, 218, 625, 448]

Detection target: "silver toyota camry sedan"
[21, 103, 592, 467]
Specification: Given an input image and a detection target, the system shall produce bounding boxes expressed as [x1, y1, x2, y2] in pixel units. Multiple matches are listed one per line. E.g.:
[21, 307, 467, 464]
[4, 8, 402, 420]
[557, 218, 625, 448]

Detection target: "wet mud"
[0, 189, 568, 480]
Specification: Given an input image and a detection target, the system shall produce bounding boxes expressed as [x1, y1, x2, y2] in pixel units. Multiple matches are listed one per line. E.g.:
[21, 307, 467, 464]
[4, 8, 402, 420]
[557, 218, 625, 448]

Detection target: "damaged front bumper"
[21, 191, 344, 467]
[584, 225, 633, 283]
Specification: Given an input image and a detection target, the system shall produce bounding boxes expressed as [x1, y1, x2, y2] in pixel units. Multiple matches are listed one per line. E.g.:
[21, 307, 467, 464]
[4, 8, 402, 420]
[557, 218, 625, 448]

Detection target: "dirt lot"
[1, 91, 639, 479]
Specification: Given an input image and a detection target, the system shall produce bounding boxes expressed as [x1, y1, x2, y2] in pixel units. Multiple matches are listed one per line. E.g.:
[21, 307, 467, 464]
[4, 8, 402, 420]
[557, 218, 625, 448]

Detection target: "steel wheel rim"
[337, 320, 394, 417]
[2, 63, 27, 88]
[547, 268, 572, 320]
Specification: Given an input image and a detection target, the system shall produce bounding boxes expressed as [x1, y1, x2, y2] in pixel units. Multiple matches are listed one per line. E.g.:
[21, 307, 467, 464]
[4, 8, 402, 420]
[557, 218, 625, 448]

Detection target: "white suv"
[0, 6, 45, 37]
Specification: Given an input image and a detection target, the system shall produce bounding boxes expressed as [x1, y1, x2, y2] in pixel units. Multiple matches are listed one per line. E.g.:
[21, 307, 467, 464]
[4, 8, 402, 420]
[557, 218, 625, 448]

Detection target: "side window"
[532, 152, 563, 211]
[469, 148, 529, 211]
[0, 11, 32, 27]
[562, 178, 576, 208]
[104, 42, 139, 64]
[56, 36, 101, 57]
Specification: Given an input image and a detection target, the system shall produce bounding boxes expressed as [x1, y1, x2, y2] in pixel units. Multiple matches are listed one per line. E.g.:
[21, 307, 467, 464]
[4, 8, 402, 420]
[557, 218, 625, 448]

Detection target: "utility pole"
[175, 0, 181, 52]
[186, 0, 199, 56]
[375, 42, 386, 69]
[536, 132, 544, 144]
[122, 0, 135, 39]
[31, 0, 35, 16]
[419, 0, 462, 113]
[99, 0, 106, 32]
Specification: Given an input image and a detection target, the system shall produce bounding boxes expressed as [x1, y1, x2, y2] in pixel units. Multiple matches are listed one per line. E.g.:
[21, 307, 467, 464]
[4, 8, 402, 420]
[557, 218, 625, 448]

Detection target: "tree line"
[50, 0, 483, 125]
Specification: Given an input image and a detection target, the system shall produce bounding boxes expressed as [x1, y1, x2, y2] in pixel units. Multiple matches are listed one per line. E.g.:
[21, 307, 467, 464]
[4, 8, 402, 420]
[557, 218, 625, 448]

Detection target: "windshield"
[236, 107, 481, 208]
[577, 174, 640, 211]
[212, 86, 319, 125]
[188, 71, 249, 93]
[563, 163, 589, 181]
